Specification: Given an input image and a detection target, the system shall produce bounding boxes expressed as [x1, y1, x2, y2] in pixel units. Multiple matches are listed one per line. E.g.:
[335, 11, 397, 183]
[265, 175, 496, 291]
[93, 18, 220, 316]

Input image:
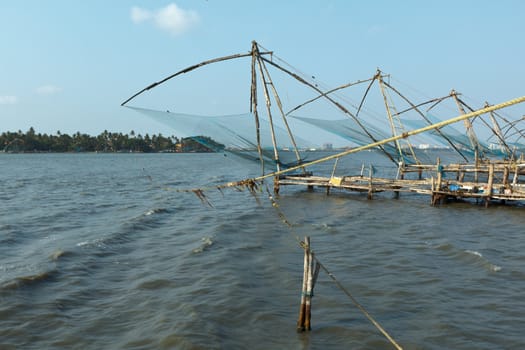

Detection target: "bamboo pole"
[297, 236, 311, 332]
[254, 49, 281, 173]
[121, 50, 272, 106]
[304, 248, 314, 331]
[261, 57, 398, 164]
[256, 44, 303, 167]
[250, 42, 265, 176]
[431, 176, 435, 205]
[503, 165, 509, 188]
[297, 237, 319, 332]
[368, 165, 374, 200]
[434, 157, 443, 205]
[384, 82, 469, 162]
[485, 163, 494, 207]
[451, 90, 482, 167]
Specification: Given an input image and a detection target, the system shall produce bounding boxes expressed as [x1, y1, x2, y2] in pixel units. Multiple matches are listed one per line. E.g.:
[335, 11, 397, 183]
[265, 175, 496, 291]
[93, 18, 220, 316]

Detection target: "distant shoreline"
[1, 128, 223, 153]
[0, 150, 216, 154]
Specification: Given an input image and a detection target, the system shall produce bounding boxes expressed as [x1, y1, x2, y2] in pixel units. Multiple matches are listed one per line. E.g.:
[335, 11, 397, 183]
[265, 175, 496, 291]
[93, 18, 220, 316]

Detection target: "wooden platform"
[276, 160, 525, 206]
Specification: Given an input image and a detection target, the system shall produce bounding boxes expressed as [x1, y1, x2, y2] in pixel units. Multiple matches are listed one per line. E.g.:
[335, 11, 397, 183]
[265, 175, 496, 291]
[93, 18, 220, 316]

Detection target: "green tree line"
[1, 127, 224, 153]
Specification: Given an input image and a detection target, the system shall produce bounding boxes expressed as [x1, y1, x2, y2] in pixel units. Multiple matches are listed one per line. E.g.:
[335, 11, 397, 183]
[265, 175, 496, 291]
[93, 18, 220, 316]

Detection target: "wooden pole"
[297, 236, 310, 332]
[304, 248, 314, 331]
[250, 42, 265, 176]
[368, 165, 374, 200]
[257, 45, 304, 168]
[485, 163, 494, 208]
[503, 165, 509, 188]
[254, 47, 281, 173]
[431, 176, 436, 205]
[435, 157, 443, 205]
[261, 57, 399, 164]
[297, 237, 319, 332]
[121, 49, 272, 106]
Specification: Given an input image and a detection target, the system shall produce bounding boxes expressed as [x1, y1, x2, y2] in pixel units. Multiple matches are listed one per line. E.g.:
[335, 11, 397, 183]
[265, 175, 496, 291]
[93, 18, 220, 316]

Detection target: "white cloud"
[0, 95, 17, 104]
[130, 3, 200, 36]
[36, 85, 62, 95]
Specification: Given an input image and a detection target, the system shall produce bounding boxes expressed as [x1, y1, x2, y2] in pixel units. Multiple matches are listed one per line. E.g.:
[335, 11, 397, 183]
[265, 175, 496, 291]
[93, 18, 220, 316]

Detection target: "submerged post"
[297, 236, 319, 332]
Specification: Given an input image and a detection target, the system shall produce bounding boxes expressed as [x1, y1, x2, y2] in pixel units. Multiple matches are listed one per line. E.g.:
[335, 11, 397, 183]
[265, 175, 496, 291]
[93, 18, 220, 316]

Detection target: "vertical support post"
[368, 164, 373, 200]
[297, 236, 310, 332]
[274, 175, 280, 195]
[436, 157, 442, 191]
[485, 163, 494, 208]
[512, 164, 519, 186]
[394, 162, 402, 199]
[297, 236, 318, 332]
[503, 165, 509, 188]
[431, 176, 436, 205]
[433, 157, 443, 206]
[459, 170, 465, 182]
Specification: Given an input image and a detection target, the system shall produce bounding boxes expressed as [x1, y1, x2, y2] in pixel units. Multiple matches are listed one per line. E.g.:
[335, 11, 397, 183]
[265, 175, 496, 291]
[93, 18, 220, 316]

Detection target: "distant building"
[322, 142, 333, 150]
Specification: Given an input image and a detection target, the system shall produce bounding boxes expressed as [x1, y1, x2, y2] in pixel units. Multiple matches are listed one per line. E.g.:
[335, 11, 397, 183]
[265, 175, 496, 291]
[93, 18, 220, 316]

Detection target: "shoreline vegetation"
[1, 128, 224, 153]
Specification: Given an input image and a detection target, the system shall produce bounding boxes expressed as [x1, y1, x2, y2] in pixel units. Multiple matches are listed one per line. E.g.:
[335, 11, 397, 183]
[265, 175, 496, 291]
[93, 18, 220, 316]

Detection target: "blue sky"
[1, 1, 524, 138]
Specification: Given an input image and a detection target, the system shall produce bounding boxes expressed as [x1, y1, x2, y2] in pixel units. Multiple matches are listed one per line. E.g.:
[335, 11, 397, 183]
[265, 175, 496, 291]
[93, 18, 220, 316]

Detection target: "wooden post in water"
[432, 158, 443, 206]
[394, 162, 402, 199]
[503, 165, 509, 188]
[297, 236, 319, 332]
[431, 176, 435, 206]
[485, 163, 494, 208]
[368, 165, 374, 200]
[297, 236, 309, 332]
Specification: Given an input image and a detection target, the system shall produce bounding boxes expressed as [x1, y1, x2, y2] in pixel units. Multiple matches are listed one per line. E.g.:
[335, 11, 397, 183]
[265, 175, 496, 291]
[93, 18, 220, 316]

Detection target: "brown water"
[1, 152, 524, 349]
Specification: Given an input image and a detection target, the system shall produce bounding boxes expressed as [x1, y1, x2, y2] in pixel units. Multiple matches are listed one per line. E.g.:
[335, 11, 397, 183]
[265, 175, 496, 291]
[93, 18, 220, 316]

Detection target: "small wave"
[461, 249, 502, 272]
[312, 222, 337, 233]
[49, 249, 70, 261]
[430, 243, 502, 272]
[1, 269, 58, 292]
[192, 236, 214, 254]
[145, 208, 169, 216]
[465, 250, 482, 258]
[76, 238, 108, 249]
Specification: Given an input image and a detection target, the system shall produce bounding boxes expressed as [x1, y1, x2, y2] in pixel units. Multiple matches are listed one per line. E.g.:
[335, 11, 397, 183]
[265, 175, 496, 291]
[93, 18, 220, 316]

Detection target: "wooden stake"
[297, 236, 318, 332]
[503, 165, 509, 188]
[485, 163, 494, 208]
[368, 165, 373, 200]
[297, 236, 310, 332]
[305, 249, 313, 331]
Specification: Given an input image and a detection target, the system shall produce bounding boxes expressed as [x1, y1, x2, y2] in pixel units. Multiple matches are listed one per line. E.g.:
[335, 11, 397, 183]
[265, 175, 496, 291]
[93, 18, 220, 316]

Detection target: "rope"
[264, 186, 403, 349]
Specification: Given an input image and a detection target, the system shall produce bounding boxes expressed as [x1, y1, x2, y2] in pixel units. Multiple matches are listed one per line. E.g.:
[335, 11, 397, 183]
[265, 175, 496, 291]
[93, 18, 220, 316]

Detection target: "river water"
[1, 152, 524, 349]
